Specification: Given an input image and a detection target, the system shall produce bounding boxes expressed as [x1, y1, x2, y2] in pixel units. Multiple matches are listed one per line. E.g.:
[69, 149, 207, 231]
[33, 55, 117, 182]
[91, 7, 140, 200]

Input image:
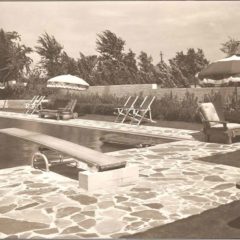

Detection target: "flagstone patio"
[0, 111, 240, 238]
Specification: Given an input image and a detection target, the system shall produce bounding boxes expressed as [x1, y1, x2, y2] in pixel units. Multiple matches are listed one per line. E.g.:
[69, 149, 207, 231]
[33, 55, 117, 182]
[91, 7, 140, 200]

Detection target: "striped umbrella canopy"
[199, 76, 240, 86]
[47, 74, 89, 91]
[198, 55, 240, 82]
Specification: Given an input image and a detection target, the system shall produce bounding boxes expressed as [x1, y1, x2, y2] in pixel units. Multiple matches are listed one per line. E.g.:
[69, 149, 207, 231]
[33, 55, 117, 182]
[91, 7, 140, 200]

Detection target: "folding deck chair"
[198, 102, 240, 144]
[25, 96, 45, 114]
[2, 100, 8, 109]
[114, 96, 131, 112]
[25, 95, 39, 112]
[130, 96, 156, 126]
[114, 96, 139, 123]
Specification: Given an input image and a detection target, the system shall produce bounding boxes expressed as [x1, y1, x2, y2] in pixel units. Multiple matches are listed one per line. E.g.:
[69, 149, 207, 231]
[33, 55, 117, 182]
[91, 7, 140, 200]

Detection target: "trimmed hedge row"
[47, 92, 200, 122]
[44, 90, 240, 123]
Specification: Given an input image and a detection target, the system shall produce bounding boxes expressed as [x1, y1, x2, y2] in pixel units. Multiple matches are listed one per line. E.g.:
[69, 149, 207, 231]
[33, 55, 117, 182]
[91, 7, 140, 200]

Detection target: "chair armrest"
[203, 120, 228, 123]
[115, 107, 133, 110]
[203, 120, 228, 128]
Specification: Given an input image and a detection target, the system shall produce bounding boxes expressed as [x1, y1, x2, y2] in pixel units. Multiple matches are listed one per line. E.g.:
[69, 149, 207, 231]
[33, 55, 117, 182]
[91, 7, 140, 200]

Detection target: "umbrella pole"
[235, 83, 238, 105]
[237, 85, 238, 103]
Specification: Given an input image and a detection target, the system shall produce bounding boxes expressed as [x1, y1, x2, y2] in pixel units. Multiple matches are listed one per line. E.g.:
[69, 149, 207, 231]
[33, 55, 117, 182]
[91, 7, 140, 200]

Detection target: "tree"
[60, 51, 78, 76]
[169, 59, 190, 87]
[95, 30, 136, 85]
[0, 29, 32, 84]
[220, 37, 240, 57]
[96, 30, 125, 61]
[138, 51, 157, 83]
[156, 61, 176, 87]
[170, 48, 209, 86]
[122, 49, 139, 83]
[35, 32, 63, 78]
[77, 53, 98, 85]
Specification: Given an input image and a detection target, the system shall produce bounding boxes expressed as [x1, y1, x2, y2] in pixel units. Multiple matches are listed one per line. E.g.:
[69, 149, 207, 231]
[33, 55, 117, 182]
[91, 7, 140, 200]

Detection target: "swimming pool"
[0, 117, 175, 170]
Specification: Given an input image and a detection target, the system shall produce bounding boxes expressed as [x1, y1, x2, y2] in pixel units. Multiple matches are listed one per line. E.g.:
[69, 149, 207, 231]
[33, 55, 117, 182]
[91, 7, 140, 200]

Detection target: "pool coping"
[0, 111, 198, 142]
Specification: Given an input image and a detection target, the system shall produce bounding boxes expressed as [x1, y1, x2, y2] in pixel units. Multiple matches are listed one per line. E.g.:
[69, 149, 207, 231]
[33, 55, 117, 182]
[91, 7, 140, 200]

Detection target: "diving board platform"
[0, 128, 139, 191]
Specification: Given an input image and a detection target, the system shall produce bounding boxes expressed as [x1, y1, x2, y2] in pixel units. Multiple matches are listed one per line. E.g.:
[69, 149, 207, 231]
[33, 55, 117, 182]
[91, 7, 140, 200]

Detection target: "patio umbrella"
[198, 55, 240, 81]
[47, 74, 89, 91]
[198, 55, 240, 103]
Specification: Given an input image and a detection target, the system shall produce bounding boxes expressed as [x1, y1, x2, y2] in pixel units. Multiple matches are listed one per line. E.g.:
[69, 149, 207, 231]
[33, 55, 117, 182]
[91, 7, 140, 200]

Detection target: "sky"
[1, 1, 240, 65]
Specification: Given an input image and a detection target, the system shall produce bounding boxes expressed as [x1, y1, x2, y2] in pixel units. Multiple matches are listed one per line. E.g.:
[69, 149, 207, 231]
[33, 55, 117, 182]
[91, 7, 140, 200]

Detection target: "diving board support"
[31, 151, 80, 172]
[32, 152, 50, 172]
[79, 165, 139, 191]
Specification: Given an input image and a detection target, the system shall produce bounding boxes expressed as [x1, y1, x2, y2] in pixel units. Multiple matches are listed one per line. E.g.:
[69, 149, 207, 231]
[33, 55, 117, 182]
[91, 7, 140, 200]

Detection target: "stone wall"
[81, 84, 237, 101]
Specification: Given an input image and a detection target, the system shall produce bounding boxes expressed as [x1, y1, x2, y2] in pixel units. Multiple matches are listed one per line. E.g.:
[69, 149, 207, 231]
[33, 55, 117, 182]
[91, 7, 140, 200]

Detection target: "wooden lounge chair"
[26, 96, 45, 114]
[198, 102, 240, 144]
[114, 96, 139, 123]
[39, 99, 78, 120]
[59, 99, 78, 120]
[130, 96, 156, 126]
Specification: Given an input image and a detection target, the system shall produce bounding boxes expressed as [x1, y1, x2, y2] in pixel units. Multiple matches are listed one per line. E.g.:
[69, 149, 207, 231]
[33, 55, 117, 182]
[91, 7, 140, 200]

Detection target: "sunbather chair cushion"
[40, 109, 59, 114]
[199, 102, 220, 127]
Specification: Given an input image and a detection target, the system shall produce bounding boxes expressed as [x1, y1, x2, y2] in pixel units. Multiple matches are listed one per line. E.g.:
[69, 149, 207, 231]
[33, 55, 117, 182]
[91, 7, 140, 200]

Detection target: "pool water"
[0, 117, 174, 170]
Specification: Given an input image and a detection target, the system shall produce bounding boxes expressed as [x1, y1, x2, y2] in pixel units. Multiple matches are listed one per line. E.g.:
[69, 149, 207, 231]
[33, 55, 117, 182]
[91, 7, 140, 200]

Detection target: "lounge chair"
[25, 96, 45, 114]
[198, 102, 240, 144]
[39, 99, 78, 120]
[2, 100, 8, 109]
[114, 96, 131, 113]
[59, 99, 78, 120]
[114, 96, 139, 123]
[25, 95, 39, 108]
[130, 96, 156, 126]
[25, 95, 39, 113]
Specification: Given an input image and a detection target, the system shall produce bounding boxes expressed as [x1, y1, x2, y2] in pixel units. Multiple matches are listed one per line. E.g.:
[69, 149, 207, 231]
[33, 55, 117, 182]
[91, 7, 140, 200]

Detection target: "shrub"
[94, 104, 115, 115]
[157, 92, 181, 121]
[150, 91, 200, 122]
[74, 103, 114, 115]
[76, 103, 96, 114]
[179, 91, 199, 122]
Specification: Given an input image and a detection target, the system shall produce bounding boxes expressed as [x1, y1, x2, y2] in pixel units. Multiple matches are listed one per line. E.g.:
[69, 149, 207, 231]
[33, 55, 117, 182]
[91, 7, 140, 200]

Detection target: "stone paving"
[1, 111, 240, 238]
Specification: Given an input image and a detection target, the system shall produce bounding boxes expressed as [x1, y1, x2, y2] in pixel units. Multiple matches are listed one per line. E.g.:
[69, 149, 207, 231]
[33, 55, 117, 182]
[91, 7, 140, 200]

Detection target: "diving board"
[0, 128, 139, 191]
[0, 128, 126, 171]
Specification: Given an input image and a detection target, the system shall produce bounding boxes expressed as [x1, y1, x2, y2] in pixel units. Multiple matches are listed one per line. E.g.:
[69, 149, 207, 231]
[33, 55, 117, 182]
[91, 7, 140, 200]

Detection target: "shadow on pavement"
[198, 149, 240, 169]
[123, 200, 240, 239]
